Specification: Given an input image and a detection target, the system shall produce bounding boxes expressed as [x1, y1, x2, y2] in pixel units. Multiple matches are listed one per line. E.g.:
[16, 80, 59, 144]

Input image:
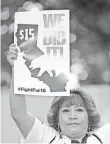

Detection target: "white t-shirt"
[96, 123, 110, 144]
[20, 117, 102, 144]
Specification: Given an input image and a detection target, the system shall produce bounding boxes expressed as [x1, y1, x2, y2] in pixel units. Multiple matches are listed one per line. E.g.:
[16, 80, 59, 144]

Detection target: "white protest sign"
[14, 10, 70, 96]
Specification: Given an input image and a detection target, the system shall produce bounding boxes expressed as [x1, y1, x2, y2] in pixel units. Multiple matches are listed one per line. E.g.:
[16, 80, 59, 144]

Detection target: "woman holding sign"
[7, 44, 102, 144]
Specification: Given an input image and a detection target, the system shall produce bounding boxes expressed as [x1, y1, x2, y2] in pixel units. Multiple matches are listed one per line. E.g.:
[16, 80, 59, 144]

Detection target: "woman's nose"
[69, 109, 77, 119]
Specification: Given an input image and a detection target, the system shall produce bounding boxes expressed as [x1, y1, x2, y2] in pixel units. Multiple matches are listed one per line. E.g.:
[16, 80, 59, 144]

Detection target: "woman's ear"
[87, 124, 92, 135]
[58, 124, 61, 132]
[88, 124, 91, 132]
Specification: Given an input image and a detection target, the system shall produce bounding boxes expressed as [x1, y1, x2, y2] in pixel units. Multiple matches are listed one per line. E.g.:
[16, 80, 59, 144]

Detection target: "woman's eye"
[76, 108, 84, 112]
[63, 109, 69, 112]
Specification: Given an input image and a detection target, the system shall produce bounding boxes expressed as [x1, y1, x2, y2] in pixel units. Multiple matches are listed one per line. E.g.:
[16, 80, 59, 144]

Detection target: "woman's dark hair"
[47, 89, 100, 132]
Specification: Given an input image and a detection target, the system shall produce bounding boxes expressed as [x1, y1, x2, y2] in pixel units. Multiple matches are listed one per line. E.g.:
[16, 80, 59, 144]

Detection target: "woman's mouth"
[68, 123, 79, 125]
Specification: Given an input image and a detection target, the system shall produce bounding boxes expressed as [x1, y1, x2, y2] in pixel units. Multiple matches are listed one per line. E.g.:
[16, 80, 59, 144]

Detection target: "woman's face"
[58, 97, 88, 140]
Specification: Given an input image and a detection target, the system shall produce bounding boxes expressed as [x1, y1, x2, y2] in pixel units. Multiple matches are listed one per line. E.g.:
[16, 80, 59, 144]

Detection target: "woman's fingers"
[7, 43, 18, 67]
[8, 49, 18, 55]
[7, 54, 17, 67]
[7, 53, 17, 59]
[9, 43, 18, 52]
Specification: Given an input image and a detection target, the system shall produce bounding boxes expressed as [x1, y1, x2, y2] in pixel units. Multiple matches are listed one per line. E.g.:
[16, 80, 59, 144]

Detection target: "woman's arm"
[7, 44, 35, 138]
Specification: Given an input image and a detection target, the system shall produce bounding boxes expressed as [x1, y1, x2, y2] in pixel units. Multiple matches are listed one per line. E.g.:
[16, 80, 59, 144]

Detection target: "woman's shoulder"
[96, 123, 110, 144]
[87, 133, 102, 144]
[20, 114, 60, 143]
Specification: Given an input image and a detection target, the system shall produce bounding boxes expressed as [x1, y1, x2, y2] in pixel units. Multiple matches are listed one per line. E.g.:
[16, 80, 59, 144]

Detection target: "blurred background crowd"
[1, 0, 110, 87]
[1, 0, 110, 143]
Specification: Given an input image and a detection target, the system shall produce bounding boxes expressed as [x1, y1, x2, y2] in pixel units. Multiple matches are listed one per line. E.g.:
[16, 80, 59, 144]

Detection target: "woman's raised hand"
[7, 43, 18, 67]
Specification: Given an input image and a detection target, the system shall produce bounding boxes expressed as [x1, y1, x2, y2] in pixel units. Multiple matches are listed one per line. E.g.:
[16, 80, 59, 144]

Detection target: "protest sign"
[14, 10, 70, 96]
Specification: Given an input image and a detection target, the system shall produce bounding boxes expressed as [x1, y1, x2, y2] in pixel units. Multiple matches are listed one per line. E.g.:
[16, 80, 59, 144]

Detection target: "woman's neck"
[62, 134, 84, 142]
[67, 133, 87, 142]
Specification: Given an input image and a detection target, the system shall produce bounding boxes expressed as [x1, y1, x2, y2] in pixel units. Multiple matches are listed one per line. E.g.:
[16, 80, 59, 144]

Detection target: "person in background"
[7, 43, 102, 143]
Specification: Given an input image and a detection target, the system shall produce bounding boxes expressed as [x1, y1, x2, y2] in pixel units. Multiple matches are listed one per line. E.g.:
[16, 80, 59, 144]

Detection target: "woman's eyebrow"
[60, 105, 70, 108]
[75, 105, 85, 108]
